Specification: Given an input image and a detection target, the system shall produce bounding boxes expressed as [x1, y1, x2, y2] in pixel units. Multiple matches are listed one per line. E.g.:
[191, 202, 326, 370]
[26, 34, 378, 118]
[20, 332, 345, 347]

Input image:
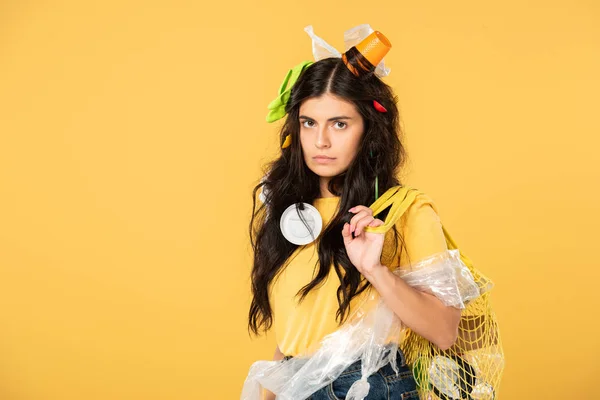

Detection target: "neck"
[319, 177, 336, 198]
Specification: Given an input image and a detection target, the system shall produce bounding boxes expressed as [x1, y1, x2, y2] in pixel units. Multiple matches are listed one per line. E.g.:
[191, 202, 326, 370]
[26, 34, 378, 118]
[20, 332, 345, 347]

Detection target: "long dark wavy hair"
[248, 47, 409, 336]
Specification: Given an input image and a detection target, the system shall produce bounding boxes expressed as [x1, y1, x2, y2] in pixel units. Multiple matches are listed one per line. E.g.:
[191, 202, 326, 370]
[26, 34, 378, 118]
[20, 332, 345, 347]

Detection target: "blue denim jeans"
[284, 348, 419, 400]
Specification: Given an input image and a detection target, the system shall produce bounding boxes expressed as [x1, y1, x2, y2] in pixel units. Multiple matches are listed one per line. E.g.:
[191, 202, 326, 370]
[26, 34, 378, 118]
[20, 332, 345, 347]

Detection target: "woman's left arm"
[366, 266, 461, 350]
[343, 199, 461, 350]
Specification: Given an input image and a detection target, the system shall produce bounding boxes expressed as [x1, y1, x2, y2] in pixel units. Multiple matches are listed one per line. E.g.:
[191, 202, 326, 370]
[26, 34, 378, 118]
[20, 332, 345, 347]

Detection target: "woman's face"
[298, 93, 365, 179]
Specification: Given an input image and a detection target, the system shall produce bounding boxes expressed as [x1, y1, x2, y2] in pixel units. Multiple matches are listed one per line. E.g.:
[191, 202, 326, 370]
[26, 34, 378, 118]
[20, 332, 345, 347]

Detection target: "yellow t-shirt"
[269, 192, 449, 357]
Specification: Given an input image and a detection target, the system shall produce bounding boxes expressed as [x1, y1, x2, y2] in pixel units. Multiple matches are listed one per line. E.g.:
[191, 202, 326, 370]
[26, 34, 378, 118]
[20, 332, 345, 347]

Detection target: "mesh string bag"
[380, 188, 505, 400]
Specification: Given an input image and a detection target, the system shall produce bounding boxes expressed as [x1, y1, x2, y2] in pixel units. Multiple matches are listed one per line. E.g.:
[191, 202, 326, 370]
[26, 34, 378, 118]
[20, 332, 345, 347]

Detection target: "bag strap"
[364, 185, 420, 234]
[365, 185, 476, 271]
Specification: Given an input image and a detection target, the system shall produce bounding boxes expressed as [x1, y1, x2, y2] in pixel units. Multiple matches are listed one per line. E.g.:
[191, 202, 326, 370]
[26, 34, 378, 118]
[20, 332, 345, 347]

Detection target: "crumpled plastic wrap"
[241, 248, 480, 400]
[396, 248, 481, 309]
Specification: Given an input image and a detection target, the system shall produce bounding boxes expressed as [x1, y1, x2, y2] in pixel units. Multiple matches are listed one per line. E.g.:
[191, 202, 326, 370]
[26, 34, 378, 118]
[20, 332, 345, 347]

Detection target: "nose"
[315, 126, 331, 149]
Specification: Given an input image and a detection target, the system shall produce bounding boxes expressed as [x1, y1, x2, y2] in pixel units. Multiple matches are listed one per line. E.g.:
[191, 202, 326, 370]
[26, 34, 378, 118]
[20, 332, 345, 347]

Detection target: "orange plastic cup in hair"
[342, 30, 392, 76]
[356, 31, 392, 68]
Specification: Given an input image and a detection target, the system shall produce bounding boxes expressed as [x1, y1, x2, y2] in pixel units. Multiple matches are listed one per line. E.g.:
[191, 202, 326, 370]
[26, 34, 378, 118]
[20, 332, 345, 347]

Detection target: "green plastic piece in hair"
[266, 60, 314, 123]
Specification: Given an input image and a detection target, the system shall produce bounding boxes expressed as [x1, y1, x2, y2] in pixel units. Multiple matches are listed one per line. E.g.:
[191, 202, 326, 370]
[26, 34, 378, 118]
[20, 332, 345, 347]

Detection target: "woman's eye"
[301, 120, 346, 129]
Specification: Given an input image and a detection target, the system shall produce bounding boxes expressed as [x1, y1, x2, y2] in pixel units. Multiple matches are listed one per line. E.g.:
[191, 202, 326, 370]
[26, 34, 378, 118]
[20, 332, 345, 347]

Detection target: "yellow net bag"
[367, 186, 505, 400]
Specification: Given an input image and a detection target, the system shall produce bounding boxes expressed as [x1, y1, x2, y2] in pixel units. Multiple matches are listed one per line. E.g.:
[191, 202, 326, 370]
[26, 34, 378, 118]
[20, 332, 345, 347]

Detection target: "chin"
[308, 165, 343, 178]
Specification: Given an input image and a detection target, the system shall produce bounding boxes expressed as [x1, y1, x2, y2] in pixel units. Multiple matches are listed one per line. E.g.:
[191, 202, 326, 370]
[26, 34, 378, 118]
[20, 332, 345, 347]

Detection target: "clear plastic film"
[396, 249, 482, 309]
[241, 249, 481, 400]
[303, 25, 342, 61]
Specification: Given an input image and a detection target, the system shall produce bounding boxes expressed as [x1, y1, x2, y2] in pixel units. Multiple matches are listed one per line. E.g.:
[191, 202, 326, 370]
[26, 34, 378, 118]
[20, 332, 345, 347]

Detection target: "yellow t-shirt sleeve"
[396, 193, 449, 269]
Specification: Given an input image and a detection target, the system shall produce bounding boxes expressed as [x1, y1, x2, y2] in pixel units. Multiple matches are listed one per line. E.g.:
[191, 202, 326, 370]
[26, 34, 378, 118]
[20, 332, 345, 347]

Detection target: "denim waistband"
[282, 345, 404, 364]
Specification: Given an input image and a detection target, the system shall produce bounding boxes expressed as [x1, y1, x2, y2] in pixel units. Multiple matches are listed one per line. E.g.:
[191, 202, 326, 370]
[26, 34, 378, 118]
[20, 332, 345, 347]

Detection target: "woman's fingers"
[348, 207, 373, 233]
[369, 218, 384, 227]
[354, 216, 375, 236]
[346, 205, 381, 237]
[342, 217, 385, 246]
[349, 205, 372, 215]
[341, 222, 353, 245]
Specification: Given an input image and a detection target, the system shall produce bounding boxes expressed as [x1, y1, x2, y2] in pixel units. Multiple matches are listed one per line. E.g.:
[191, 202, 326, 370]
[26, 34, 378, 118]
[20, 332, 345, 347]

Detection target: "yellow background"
[0, 1, 598, 399]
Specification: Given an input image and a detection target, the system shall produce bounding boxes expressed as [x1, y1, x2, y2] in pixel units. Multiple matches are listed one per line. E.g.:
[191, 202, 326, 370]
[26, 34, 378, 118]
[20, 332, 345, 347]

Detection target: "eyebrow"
[299, 115, 353, 121]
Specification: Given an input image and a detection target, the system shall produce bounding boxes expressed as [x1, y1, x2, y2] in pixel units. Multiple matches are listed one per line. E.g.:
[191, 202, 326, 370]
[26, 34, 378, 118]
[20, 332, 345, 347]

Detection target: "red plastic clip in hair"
[373, 100, 387, 113]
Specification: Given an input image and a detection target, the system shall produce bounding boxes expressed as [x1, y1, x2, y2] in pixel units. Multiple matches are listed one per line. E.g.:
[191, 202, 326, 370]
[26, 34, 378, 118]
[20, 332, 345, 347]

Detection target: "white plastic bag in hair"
[241, 249, 480, 400]
[304, 25, 342, 61]
[303, 24, 391, 78]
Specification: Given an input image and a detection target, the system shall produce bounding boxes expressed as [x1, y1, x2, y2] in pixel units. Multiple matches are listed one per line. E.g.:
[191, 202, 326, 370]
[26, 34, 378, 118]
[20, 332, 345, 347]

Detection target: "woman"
[246, 27, 468, 400]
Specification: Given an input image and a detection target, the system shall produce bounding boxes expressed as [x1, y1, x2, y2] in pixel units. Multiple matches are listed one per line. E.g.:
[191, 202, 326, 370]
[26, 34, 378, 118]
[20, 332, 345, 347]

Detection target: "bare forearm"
[366, 266, 461, 350]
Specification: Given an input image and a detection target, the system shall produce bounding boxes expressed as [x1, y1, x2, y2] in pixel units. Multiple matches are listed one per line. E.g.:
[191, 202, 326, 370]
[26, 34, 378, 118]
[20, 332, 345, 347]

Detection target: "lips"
[312, 155, 336, 164]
